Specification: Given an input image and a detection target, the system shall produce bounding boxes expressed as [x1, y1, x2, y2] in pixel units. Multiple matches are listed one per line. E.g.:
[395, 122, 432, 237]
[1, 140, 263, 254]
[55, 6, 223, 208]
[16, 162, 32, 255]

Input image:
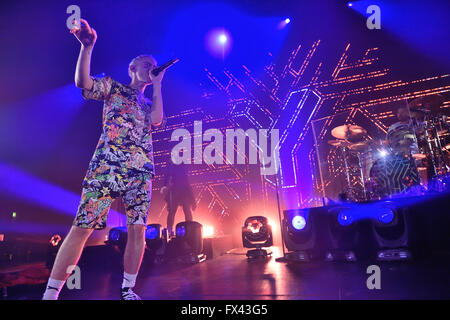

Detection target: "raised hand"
[70, 18, 97, 48]
[149, 68, 165, 86]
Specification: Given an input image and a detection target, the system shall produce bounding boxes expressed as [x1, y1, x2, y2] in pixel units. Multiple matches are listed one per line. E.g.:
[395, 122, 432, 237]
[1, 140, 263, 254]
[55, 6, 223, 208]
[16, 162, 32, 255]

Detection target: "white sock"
[42, 278, 65, 300]
[122, 272, 137, 289]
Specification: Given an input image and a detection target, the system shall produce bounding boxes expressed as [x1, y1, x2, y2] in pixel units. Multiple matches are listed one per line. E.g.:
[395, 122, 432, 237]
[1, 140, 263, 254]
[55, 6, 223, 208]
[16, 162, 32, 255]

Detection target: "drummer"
[387, 106, 421, 156]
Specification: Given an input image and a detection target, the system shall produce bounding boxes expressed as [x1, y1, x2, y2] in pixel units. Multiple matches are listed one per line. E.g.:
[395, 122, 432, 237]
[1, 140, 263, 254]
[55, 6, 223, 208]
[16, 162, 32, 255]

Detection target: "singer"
[42, 18, 165, 300]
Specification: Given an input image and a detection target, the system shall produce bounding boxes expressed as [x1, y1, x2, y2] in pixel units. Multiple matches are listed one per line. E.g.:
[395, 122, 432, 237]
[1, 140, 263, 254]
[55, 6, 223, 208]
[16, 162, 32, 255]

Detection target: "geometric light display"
[151, 40, 449, 225]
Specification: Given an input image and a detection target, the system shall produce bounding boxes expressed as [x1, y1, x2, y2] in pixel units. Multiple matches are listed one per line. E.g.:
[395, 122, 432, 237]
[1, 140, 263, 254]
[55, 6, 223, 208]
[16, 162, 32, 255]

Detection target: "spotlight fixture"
[280, 208, 327, 262]
[145, 224, 166, 248]
[292, 215, 306, 230]
[371, 203, 412, 261]
[174, 221, 206, 264]
[46, 234, 63, 269]
[218, 34, 227, 44]
[242, 216, 273, 259]
[176, 225, 186, 238]
[378, 149, 389, 158]
[325, 207, 359, 262]
[50, 234, 62, 247]
[277, 18, 291, 29]
[377, 207, 395, 224]
[337, 210, 354, 227]
[205, 28, 232, 58]
[106, 226, 128, 251]
[145, 224, 168, 264]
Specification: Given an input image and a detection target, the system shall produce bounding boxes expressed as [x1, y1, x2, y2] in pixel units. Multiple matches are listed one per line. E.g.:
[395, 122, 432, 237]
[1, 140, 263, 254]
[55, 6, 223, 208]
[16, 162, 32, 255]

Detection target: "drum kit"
[327, 94, 449, 201]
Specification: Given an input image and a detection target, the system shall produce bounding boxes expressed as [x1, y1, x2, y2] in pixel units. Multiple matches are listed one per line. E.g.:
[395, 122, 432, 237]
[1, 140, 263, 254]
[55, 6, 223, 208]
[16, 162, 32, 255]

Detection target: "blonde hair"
[128, 54, 156, 77]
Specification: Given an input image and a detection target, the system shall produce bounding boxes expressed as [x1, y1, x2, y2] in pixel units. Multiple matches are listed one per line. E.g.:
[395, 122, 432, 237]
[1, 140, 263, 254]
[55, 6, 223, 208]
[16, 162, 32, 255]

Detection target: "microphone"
[151, 58, 180, 76]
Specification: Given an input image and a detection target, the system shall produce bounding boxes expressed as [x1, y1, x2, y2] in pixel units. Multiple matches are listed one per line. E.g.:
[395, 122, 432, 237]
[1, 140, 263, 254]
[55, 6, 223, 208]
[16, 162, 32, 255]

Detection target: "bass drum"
[368, 154, 420, 198]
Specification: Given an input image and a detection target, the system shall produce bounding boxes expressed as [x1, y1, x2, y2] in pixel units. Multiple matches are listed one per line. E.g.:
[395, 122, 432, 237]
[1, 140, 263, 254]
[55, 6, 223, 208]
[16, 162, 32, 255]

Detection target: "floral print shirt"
[81, 75, 155, 177]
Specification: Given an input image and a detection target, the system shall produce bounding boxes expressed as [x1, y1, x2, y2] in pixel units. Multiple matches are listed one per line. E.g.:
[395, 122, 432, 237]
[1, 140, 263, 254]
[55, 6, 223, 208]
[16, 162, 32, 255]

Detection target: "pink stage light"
[205, 28, 232, 59]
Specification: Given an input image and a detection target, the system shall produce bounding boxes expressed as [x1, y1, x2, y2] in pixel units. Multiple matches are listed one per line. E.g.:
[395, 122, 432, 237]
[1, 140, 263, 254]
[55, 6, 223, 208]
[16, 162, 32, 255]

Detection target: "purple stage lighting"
[278, 18, 292, 29]
[176, 225, 186, 237]
[0, 161, 125, 226]
[218, 33, 227, 44]
[378, 208, 395, 224]
[146, 225, 159, 240]
[205, 28, 232, 58]
[338, 211, 354, 226]
[379, 149, 389, 157]
[292, 215, 306, 230]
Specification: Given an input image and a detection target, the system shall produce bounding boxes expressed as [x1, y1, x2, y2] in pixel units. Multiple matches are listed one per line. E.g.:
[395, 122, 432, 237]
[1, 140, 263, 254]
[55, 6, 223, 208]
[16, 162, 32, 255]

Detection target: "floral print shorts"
[73, 163, 152, 230]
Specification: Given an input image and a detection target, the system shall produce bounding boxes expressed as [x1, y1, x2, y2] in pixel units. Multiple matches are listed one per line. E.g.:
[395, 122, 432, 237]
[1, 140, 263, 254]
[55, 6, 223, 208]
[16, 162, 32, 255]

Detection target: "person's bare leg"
[43, 225, 93, 299]
[121, 224, 146, 298]
[50, 225, 93, 280]
[123, 224, 146, 275]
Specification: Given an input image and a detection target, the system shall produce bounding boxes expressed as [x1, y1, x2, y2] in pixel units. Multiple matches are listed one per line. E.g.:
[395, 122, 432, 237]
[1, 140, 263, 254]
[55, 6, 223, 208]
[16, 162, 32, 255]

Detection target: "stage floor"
[4, 247, 450, 300]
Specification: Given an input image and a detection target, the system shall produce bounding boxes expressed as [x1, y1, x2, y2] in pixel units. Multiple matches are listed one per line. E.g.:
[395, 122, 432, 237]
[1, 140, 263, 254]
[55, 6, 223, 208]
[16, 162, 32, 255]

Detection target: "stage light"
[347, 2, 353, 7]
[50, 234, 62, 247]
[292, 215, 306, 230]
[242, 216, 273, 258]
[280, 208, 328, 262]
[145, 224, 167, 257]
[205, 28, 232, 58]
[278, 18, 292, 29]
[248, 219, 263, 234]
[378, 208, 395, 224]
[12, 212, 17, 219]
[146, 224, 160, 240]
[202, 225, 214, 238]
[174, 221, 206, 263]
[106, 226, 128, 251]
[379, 149, 388, 157]
[371, 204, 412, 261]
[47, 234, 63, 269]
[176, 225, 186, 237]
[218, 34, 227, 44]
[326, 207, 359, 262]
[109, 229, 121, 241]
[337, 211, 354, 226]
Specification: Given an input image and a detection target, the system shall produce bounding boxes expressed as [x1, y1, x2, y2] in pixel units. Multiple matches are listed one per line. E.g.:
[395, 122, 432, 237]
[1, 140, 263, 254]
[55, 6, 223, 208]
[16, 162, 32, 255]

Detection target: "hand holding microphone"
[149, 58, 179, 85]
[152, 58, 179, 76]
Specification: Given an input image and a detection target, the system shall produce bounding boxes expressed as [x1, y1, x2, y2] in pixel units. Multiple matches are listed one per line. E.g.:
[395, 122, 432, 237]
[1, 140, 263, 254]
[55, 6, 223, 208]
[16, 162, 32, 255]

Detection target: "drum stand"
[432, 122, 449, 174]
[426, 118, 450, 191]
[356, 153, 367, 200]
[341, 146, 354, 200]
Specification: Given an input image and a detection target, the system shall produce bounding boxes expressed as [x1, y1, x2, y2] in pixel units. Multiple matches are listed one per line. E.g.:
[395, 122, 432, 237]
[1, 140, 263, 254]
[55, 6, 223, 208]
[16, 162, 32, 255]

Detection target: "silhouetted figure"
[160, 162, 196, 236]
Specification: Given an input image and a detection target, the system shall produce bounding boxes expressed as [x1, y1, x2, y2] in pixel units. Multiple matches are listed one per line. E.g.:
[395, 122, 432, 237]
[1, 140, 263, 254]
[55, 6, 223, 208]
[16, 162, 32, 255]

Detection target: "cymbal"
[331, 124, 367, 142]
[348, 141, 369, 151]
[410, 94, 444, 114]
[412, 153, 427, 160]
[328, 139, 351, 147]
